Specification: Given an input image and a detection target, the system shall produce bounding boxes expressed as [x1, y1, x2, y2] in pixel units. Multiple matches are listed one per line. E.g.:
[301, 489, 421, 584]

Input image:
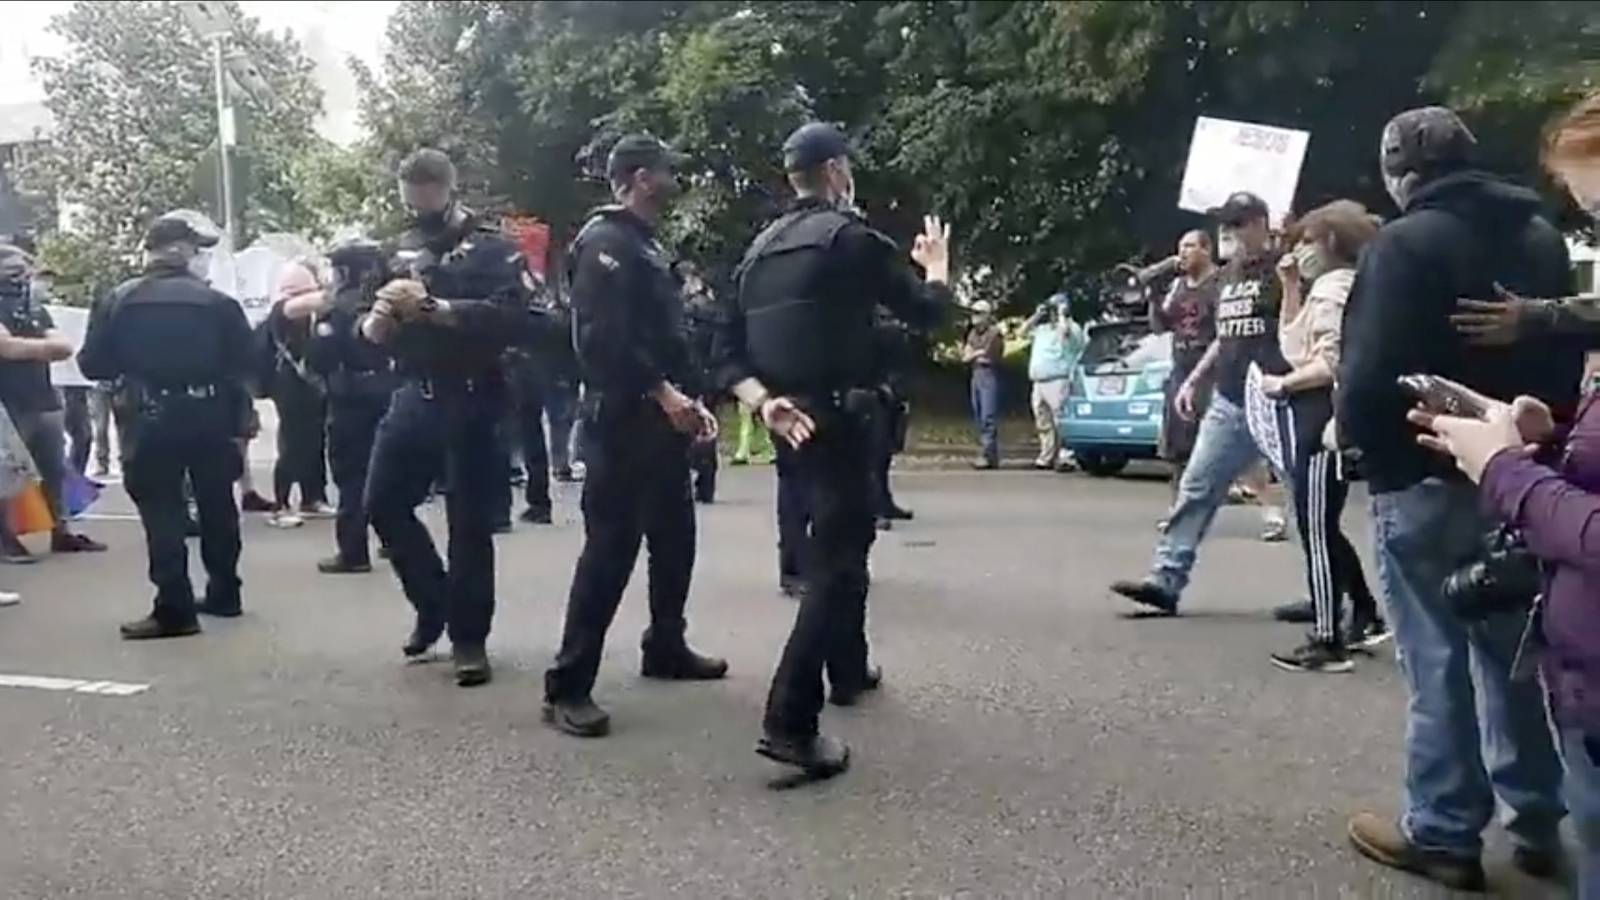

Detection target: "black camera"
[1443, 525, 1542, 620]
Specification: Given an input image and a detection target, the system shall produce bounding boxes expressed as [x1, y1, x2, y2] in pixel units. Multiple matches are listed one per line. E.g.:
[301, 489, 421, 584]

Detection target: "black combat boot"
[641, 641, 729, 681]
[756, 732, 850, 778]
[829, 665, 883, 707]
[453, 644, 492, 687]
[120, 614, 201, 641]
[543, 698, 611, 737]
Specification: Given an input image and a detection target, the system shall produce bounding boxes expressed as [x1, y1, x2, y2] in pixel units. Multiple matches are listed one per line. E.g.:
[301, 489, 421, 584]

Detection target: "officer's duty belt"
[793, 387, 875, 410]
[411, 375, 492, 400]
[153, 383, 221, 400]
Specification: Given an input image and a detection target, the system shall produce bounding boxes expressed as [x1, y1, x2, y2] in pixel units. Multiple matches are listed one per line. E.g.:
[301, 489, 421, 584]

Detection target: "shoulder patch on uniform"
[597, 252, 620, 271]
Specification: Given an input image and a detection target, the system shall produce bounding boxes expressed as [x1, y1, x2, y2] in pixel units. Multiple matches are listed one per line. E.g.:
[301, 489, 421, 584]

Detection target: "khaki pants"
[1030, 379, 1069, 467]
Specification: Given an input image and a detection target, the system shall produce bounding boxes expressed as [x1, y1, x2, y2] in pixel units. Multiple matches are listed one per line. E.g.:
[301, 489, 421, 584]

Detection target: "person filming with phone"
[1338, 106, 1582, 890]
[1408, 91, 1600, 897]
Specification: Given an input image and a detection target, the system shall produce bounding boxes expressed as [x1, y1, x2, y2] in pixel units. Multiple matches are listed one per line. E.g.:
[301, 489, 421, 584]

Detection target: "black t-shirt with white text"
[1210, 252, 1287, 404]
[0, 293, 60, 414]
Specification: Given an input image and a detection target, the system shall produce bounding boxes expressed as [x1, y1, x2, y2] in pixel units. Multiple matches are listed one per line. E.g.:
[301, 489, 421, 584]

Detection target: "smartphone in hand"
[1397, 374, 1491, 419]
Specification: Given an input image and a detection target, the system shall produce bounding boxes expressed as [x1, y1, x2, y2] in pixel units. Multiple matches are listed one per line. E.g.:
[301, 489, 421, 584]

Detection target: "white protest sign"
[45, 304, 90, 388]
[206, 234, 312, 326]
[1178, 116, 1310, 227]
[230, 245, 288, 326]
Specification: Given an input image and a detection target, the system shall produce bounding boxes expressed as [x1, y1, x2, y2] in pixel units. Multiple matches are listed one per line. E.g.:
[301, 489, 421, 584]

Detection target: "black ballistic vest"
[735, 207, 872, 395]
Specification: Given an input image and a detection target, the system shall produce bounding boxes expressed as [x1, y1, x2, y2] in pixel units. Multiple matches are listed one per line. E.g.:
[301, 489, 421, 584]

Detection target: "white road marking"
[0, 673, 150, 696]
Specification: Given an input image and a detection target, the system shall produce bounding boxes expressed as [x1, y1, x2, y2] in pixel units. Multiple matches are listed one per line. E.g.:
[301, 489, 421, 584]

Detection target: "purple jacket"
[1481, 395, 1600, 731]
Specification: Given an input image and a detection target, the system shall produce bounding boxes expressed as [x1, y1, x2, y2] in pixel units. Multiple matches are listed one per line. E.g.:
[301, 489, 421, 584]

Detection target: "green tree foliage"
[27, 1, 324, 294]
[359, 0, 1597, 306]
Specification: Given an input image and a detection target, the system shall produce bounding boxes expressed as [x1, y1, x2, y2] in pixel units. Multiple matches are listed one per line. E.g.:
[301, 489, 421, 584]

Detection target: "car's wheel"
[1078, 452, 1129, 477]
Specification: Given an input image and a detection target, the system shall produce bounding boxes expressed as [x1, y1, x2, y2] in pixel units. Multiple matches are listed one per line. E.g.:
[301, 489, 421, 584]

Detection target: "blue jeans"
[970, 366, 1000, 464]
[1371, 478, 1564, 857]
[1559, 725, 1600, 898]
[1150, 393, 1263, 596]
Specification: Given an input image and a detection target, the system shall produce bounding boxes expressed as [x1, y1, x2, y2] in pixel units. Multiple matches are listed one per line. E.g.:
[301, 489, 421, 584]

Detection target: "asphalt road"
[0, 465, 1575, 898]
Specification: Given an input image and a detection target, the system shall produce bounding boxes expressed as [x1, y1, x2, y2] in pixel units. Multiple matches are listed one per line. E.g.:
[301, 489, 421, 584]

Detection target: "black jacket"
[380, 214, 546, 380]
[1338, 170, 1580, 494]
[79, 263, 255, 390]
[307, 284, 397, 403]
[567, 206, 691, 399]
[681, 289, 723, 399]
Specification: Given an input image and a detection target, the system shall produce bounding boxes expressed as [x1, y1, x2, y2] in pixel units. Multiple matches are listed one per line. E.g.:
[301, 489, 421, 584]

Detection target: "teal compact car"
[1058, 320, 1172, 476]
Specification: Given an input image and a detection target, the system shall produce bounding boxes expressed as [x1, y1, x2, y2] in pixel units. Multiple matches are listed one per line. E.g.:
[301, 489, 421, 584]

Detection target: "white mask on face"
[1383, 170, 1411, 210]
[1216, 232, 1238, 262]
[1294, 242, 1332, 283]
[187, 248, 214, 282]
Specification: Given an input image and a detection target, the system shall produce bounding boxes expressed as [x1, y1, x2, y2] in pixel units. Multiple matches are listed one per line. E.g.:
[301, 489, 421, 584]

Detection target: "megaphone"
[1124, 255, 1180, 286]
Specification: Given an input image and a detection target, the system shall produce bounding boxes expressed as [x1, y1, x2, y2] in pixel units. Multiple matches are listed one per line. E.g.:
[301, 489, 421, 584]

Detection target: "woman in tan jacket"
[1260, 201, 1389, 673]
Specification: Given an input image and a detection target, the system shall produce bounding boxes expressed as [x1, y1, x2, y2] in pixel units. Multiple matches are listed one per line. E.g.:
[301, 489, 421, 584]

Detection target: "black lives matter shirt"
[1210, 252, 1287, 405]
[0, 294, 60, 414]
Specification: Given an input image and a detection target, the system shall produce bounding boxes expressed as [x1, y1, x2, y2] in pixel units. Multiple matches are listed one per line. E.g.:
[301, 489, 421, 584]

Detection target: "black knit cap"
[1381, 106, 1477, 177]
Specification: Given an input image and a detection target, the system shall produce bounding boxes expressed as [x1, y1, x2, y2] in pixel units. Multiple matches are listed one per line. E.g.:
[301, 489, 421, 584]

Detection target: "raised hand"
[911, 214, 951, 283]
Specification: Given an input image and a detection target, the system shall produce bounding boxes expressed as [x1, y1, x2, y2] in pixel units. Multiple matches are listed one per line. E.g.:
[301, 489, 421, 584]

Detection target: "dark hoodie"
[1338, 170, 1580, 495]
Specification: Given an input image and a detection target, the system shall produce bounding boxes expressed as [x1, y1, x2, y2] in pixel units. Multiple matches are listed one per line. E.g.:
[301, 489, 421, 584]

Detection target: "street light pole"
[211, 35, 234, 249]
[180, 2, 242, 248]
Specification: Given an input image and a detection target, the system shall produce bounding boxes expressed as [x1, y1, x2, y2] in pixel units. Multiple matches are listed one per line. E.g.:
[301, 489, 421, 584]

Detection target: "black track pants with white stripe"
[1284, 389, 1378, 644]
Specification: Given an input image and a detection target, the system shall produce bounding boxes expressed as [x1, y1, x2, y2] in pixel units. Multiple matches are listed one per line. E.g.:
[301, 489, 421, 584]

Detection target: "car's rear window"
[1082, 326, 1171, 372]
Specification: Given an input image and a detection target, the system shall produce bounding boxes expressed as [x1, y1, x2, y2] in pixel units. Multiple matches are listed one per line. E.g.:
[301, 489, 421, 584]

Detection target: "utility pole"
[211, 34, 235, 248]
[179, 2, 243, 248]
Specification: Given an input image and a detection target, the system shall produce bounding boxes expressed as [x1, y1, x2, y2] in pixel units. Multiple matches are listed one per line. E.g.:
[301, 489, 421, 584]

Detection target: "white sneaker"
[299, 502, 336, 520]
[268, 511, 305, 529]
[0, 591, 21, 607]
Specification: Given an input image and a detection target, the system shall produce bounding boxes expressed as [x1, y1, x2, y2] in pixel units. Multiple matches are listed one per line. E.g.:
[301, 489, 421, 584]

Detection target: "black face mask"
[414, 205, 452, 234]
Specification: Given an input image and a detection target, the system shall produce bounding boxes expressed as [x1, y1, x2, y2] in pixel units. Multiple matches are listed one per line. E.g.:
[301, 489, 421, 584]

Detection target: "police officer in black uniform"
[360, 149, 547, 687]
[305, 239, 397, 573]
[714, 123, 952, 778]
[542, 135, 728, 738]
[79, 210, 255, 639]
[676, 260, 723, 503]
[870, 310, 918, 528]
[495, 278, 580, 529]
